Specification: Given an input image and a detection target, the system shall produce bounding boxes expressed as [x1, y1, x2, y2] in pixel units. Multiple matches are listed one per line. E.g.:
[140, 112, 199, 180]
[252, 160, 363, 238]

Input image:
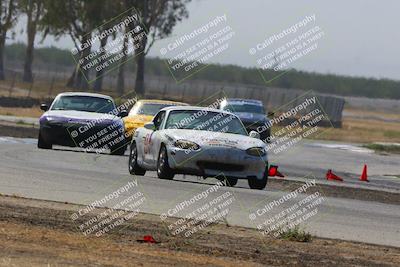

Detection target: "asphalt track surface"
[0, 137, 399, 247]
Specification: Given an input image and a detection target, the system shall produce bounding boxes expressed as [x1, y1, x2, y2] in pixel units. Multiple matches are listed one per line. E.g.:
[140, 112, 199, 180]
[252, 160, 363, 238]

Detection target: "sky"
[10, 0, 400, 81]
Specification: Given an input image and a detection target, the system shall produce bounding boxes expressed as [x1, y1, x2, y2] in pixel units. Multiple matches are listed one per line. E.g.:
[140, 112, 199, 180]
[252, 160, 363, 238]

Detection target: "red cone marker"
[269, 165, 285, 178]
[137, 235, 159, 243]
[360, 164, 369, 182]
[269, 165, 278, 176]
[326, 169, 343, 182]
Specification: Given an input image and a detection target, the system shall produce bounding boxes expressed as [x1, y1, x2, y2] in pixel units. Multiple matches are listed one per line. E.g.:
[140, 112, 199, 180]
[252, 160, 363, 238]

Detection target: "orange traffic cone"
[276, 170, 285, 178]
[360, 164, 369, 182]
[137, 235, 159, 243]
[269, 165, 285, 178]
[269, 165, 278, 176]
[326, 169, 343, 182]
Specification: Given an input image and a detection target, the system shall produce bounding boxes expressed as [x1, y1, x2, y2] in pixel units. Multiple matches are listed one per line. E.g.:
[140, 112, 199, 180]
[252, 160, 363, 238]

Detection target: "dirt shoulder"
[0, 195, 399, 267]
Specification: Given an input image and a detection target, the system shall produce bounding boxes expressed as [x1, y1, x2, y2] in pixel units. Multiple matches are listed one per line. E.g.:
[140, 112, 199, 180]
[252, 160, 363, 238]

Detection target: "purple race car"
[38, 92, 128, 155]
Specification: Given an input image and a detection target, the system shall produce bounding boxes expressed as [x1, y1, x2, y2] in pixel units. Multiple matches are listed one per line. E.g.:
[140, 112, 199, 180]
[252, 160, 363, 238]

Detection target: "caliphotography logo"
[70, 7, 148, 84]
[250, 14, 324, 84]
[159, 14, 236, 82]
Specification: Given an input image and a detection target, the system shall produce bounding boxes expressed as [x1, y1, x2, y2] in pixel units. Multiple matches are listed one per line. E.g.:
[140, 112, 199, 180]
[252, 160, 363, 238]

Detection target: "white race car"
[129, 106, 269, 189]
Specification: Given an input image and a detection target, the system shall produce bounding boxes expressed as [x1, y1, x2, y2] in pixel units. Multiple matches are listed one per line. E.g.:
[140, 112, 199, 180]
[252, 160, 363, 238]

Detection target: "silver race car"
[129, 106, 269, 189]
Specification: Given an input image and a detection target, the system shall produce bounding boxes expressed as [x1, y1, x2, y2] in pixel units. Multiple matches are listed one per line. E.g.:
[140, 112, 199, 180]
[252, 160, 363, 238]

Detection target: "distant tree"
[93, 1, 125, 92]
[92, 32, 108, 92]
[0, 0, 18, 80]
[19, 0, 44, 82]
[130, 0, 191, 95]
[116, 26, 131, 95]
[41, 0, 103, 90]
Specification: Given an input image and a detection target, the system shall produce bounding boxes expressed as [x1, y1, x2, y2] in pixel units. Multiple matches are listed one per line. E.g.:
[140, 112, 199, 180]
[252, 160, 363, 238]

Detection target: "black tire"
[157, 145, 174, 180]
[248, 167, 268, 190]
[110, 144, 127, 155]
[37, 131, 52, 149]
[128, 142, 146, 175]
[225, 177, 238, 187]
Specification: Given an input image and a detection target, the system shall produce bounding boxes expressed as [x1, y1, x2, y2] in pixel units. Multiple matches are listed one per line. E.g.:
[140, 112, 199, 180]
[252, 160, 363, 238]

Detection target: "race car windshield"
[165, 110, 248, 135]
[51, 96, 115, 114]
[130, 103, 173, 116]
[222, 103, 265, 114]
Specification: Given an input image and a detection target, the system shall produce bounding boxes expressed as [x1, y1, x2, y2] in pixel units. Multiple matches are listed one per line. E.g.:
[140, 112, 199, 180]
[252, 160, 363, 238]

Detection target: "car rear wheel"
[248, 168, 268, 190]
[225, 177, 238, 187]
[129, 142, 146, 176]
[110, 139, 128, 156]
[37, 131, 52, 149]
[157, 145, 174, 180]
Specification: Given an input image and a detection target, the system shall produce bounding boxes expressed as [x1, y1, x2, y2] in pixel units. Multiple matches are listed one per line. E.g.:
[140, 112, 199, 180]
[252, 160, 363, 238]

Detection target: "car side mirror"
[119, 110, 128, 117]
[249, 131, 260, 139]
[40, 104, 49, 111]
[144, 122, 156, 131]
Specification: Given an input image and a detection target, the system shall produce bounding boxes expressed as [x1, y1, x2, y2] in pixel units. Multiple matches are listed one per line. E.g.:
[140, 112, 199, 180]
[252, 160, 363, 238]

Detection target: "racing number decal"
[144, 133, 153, 154]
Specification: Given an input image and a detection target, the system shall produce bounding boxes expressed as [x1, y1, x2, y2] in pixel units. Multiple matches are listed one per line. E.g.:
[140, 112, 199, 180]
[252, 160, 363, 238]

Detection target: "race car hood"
[162, 129, 266, 150]
[40, 110, 120, 124]
[234, 112, 268, 123]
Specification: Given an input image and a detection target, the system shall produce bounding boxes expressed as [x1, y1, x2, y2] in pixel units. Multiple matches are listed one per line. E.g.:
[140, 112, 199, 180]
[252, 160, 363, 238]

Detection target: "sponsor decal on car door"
[143, 132, 154, 164]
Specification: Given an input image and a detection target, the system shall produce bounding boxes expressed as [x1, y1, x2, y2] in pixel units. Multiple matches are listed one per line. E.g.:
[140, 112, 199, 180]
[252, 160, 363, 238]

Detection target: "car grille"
[197, 161, 244, 172]
[47, 122, 121, 145]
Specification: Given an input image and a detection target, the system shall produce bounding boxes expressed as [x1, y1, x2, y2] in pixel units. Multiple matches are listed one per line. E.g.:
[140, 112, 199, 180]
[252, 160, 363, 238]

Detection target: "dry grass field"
[314, 108, 400, 143]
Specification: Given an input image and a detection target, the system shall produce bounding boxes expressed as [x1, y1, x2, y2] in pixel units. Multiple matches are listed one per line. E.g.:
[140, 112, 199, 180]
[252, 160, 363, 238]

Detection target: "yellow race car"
[123, 99, 188, 139]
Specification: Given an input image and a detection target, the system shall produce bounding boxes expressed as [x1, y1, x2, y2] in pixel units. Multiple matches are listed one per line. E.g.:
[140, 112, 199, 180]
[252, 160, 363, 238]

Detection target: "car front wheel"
[248, 167, 268, 190]
[157, 145, 174, 180]
[111, 144, 127, 155]
[37, 131, 52, 149]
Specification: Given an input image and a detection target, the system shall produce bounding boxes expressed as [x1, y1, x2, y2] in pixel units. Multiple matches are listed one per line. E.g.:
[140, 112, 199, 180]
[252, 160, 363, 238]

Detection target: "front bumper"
[40, 122, 126, 149]
[167, 146, 268, 179]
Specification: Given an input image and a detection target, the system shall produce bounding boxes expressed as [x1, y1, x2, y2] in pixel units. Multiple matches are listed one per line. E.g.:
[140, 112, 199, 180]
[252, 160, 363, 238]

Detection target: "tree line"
[0, 0, 191, 96]
[5, 43, 400, 100]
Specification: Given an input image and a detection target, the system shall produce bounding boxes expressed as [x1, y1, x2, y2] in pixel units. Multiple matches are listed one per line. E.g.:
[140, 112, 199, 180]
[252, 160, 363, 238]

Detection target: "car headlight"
[42, 116, 59, 125]
[246, 147, 266, 157]
[174, 140, 200, 150]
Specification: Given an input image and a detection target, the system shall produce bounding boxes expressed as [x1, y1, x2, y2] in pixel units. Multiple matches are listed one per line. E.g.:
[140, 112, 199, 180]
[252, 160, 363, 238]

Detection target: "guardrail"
[0, 65, 345, 127]
[143, 76, 345, 128]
